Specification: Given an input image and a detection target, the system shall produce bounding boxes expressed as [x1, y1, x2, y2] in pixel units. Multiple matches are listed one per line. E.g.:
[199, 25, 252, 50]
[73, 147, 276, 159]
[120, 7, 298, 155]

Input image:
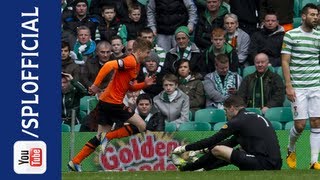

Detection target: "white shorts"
[292, 88, 320, 120]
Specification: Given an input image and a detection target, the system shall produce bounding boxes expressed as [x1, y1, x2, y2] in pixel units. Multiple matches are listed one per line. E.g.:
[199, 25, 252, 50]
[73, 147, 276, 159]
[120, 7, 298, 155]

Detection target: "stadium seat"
[294, 0, 300, 17]
[194, 109, 226, 124]
[62, 123, 71, 132]
[242, 66, 274, 78]
[189, 111, 193, 121]
[270, 121, 283, 130]
[245, 108, 262, 115]
[276, 68, 284, 82]
[264, 107, 293, 123]
[165, 122, 177, 132]
[87, 96, 98, 113]
[73, 124, 82, 132]
[178, 122, 212, 131]
[284, 121, 311, 130]
[283, 97, 291, 107]
[213, 122, 227, 131]
[80, 96, 92, 112]
[293, 17, 302, 28]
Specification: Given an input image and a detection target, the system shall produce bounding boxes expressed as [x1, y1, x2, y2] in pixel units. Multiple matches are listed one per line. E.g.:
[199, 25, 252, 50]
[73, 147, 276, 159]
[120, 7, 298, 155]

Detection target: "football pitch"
[62, 170, 319, 180]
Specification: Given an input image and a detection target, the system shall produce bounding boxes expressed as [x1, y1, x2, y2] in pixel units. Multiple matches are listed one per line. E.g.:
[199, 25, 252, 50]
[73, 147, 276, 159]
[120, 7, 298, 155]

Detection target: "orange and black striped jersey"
[93, 54, 146, 104]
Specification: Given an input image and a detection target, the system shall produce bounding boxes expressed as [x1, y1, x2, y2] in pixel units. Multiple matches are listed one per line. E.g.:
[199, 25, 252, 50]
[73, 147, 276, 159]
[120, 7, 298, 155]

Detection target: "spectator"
[81, 41, 113, 92]
[110, 35, 126, 59]
[81, 93, 165, 132]
[153, 74, 190, 129]
[125, 39, 135, 54]
[282, 3, 320, 170]
[119, 5, 146, 46]
[229, 0, 260, 36]
[177, 59, 205, 114]
[147, 0, 198, 51]
[61, 72, 88, 125]
[237, 53, 284, 114]
[203, 27, 239, 74]
[139, 27, 167, 66]
[73, 26, 96, 64]
[195, 0, 228, 50]
[260, 0, 294, 32]
[164, 26, 205, 76]
[62, 41, 80, 81]
[90, 0, 147, 24]
[248, 11, 285, 67]
[123, 90, 141, 112]
[63, 0, 100, 41]
[224, 13, 250, 68]
[95, 4, 122, 43]
[137, 51, 165, 98]
[204, 54, 242, 109]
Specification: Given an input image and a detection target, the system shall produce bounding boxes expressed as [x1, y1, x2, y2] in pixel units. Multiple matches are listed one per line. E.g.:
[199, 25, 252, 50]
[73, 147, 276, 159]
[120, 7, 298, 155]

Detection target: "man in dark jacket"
[80, 41, 113, 93]
[62, 72, 88, 125]
[248, 11, 285, 67]
[194, 0, 228, 50]
[63, 0, 100, 41]
[237, 53, 285, 114]
[171, 95, 282, 171]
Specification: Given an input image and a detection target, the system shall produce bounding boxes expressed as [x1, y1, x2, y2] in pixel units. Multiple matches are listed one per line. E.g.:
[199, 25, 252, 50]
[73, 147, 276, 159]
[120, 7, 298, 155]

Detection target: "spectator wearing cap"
[63, 0, 100, 42]
[164, 26, 206, 77]
[137, 51, 165, 98]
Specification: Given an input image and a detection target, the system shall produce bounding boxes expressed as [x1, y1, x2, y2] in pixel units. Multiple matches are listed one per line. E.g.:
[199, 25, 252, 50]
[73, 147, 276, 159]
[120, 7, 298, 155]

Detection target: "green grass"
[62, 170, 320, 180]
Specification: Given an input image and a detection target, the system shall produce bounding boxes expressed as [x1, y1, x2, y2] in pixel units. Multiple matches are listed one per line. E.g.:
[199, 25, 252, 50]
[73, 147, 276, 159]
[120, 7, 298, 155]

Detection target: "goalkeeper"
[172, 95, 282, 171]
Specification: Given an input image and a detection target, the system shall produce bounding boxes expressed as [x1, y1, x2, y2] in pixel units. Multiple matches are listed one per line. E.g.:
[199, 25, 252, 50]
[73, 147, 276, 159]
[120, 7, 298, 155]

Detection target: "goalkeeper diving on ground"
[171, 95, 282, 171]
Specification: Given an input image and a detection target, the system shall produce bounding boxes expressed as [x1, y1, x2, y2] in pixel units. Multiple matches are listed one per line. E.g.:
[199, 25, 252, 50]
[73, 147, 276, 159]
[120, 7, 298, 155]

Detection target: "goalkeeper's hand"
[172, 145, 186, 154]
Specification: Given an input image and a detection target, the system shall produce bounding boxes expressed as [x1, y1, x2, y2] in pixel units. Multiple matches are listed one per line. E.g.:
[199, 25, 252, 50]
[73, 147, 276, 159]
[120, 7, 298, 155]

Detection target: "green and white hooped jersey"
[281, 27, 320, 89]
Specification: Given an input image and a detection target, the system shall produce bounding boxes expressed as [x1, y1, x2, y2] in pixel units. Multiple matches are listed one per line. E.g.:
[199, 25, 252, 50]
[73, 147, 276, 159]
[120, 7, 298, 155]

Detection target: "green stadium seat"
[165, 122, 177, 132]
[189, 111, 193, 121]
[294, 0, 300, 17]
[245, 108, 262, 115]
[62, 123, 71, 132]
[276, 68, 284, 82]
[284, 121, 311, 130]
[270, 121, 283, 130]
[73, 124, 82, 132]
[178, 122, 212, 131]
[265, 107, 293, 123]
[213, 122, 227, 131]
[80, 96, 92, 112]
[194, 109, 226, 124]
[87, 96, 98, 113]
[283, 97, 291, 107]
[293, 17, 302, 28]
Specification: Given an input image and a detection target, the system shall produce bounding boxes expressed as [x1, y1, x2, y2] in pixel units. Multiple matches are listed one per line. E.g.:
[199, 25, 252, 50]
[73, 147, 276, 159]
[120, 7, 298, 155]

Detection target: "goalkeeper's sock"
[106, 124, 138, 140]
[72, 136, 100, 164]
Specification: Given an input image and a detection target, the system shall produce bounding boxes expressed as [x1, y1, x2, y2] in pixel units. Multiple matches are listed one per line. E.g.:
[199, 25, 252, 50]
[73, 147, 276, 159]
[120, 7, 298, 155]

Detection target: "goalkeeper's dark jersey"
[186, 108, 282, 168]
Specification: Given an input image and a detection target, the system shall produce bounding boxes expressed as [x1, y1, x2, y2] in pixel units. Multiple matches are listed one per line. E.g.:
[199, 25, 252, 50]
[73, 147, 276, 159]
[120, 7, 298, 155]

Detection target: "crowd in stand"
[62, 0, 320, 171]
[61, 0, 320, 128]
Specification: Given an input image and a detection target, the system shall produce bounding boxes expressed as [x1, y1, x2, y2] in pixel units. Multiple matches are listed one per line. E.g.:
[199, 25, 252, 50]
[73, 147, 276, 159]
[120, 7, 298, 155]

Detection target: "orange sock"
[106, 125, 133, 141]
[72, 137, 99, 164]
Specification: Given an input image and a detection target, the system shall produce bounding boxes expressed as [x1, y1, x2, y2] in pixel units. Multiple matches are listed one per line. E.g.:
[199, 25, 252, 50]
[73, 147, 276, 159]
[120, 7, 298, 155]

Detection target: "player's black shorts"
[94, 100, 135, 126]
[230, 149, 264, 170]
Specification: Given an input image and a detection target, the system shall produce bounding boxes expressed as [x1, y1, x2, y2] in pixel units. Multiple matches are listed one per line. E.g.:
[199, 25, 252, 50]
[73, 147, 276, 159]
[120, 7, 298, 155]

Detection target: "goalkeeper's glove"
[172, 145, 186, 154]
